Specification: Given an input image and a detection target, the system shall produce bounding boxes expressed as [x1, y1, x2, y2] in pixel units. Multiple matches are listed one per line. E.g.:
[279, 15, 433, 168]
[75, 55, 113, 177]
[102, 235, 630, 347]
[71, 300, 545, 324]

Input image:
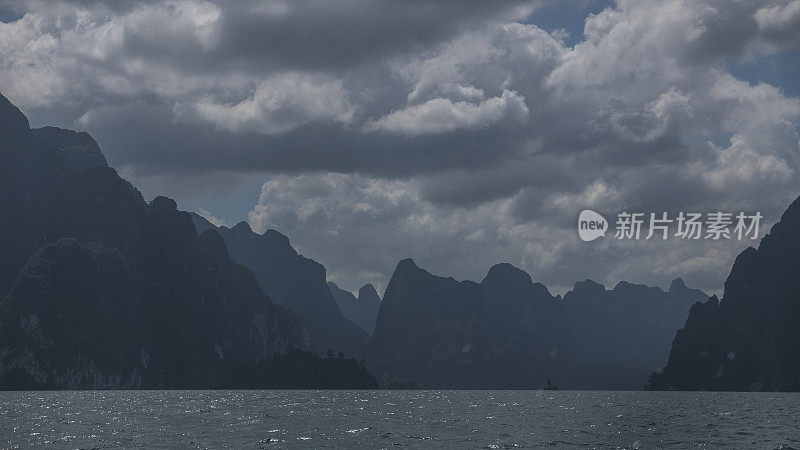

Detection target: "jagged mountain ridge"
[328, 282, 381, 335]
[365, 258, 707, 389]
[562, 277, 707, 389]
[191, 214, 370, 358]
[0, 90, 726, 391]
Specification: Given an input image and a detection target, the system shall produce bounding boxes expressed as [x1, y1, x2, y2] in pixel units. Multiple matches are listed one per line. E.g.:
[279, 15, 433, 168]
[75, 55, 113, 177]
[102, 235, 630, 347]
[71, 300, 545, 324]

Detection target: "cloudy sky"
[1, 0, 799, 295]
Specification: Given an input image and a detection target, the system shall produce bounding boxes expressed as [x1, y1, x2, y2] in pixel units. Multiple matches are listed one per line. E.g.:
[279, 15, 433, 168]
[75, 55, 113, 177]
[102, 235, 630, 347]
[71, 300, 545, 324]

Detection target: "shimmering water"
[1, 390, 798, 448]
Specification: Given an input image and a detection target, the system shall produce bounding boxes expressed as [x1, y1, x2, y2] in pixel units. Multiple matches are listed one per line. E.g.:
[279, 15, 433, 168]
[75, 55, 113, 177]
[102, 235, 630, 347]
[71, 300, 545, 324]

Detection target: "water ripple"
[1, 390, 799, 448]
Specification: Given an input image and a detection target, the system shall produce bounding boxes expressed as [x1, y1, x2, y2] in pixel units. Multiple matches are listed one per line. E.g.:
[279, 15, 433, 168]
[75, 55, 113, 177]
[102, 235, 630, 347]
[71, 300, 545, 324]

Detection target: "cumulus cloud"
[247, 173, 541, 292]
[244, 172, 765, 297]
[193, 73, 355, 134]
[366, 89, 529, 135]
[1, 0, 800, 294]
[755, 0, 800, 47]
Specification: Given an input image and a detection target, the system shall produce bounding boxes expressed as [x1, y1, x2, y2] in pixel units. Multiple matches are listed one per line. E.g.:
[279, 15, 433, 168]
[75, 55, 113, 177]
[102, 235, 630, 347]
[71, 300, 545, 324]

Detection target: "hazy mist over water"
[2, 390, 799, 448]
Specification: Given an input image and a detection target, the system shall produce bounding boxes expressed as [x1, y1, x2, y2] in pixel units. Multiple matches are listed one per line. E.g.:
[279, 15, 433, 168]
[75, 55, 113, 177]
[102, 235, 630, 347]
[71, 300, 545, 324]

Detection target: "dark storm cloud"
[82, 100, 531, 177]
[417, 155, 580, 209]
[209, 0, 540, 71]
[31, 0, 543, 74]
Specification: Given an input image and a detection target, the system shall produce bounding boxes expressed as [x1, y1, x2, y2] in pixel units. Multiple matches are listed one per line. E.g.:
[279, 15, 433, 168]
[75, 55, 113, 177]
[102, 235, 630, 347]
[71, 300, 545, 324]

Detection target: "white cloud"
[0, 0, 225, 110]
[247, 173, 546, 292]
[195, 207, 226, 227]
[194, 73, 355, 134]
[0, 14, 65, 108]
[366, 89, 529, 135]
[755, 0, 800, 46]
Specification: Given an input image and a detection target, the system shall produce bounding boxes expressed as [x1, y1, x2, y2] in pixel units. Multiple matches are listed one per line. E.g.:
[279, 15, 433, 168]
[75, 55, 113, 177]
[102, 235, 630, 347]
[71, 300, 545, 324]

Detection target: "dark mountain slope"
[0, 93, 375, 389]
[647, 195, 800, 391]
[480, 263, 571, 362]
[364, 259, 490, 388]
[191, 214, 370, 358]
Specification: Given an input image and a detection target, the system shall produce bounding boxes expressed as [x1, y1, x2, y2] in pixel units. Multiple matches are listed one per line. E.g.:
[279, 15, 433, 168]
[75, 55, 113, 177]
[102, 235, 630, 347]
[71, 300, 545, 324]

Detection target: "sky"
[1, 0, 799, 295]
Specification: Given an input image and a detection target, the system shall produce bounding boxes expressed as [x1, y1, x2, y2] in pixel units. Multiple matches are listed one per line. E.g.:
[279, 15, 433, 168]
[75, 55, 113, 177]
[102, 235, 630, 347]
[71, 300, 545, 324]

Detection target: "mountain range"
[3, 91, 797, 391]
[364, 259, 705, 389]
[0, 93, 376, 389]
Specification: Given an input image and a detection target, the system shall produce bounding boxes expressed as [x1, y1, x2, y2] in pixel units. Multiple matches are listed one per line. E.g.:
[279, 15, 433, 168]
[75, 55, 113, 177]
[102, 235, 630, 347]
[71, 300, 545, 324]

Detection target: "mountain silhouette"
[365, 258, 707, 389]
[481, 263, 571, 363]
[2, 90, 742, 391]
[0, 93, 376, 389]
[563, 277, 707, 389]
[328, 282, 381, 334]
[647, 195, 800, 391]
[364, 259, 491, 388]
[191, 214, 370, 358]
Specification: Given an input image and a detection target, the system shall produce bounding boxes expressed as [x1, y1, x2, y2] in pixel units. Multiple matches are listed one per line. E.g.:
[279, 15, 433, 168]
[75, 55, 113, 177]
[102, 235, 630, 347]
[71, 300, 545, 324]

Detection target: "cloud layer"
[1, 0, 799, 294]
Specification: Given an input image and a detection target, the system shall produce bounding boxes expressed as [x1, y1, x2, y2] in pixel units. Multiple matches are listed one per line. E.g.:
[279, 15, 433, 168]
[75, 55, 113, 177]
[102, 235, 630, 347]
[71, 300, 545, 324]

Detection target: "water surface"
[1, 390, 799, 448]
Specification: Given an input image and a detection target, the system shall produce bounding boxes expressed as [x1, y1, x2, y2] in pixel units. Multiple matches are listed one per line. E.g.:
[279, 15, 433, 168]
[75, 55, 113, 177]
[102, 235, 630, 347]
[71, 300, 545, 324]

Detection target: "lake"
[1, 390, 798, 448]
